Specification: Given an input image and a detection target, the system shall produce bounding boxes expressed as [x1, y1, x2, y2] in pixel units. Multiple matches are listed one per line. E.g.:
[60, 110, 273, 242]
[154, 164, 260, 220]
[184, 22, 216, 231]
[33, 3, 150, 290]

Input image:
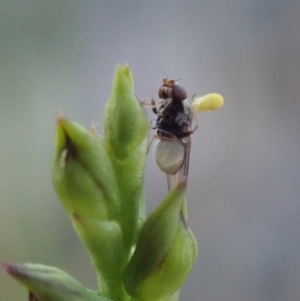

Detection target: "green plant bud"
[104, 64, 149, 160]
[52, 114, 120, 220]
[124, 184, 198, 301]
[52, 115, 129, 299]
[104, 64, 149, 252]
[3, 263, 110, 301]
[138, 221, 197, 301]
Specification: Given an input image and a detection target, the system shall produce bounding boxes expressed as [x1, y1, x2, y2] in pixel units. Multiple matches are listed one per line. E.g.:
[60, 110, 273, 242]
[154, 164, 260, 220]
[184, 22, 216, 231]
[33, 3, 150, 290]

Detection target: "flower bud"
[3, 263, 109, 301]
[192, 93, 224, 112]
[124, 184, 198, 301]
[104, 64, 149, 160]
[53, 114, 119, 220]
[104, 64, 149, 251]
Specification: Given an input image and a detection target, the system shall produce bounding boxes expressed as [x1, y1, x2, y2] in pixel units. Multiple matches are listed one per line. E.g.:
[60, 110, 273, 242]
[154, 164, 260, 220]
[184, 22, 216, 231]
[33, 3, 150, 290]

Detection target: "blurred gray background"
[1, 1, 300, 300]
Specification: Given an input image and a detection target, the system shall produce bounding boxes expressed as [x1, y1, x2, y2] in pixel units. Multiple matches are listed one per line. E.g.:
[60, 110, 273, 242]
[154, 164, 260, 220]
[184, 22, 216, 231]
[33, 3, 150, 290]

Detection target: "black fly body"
[143, 78, 198, 190]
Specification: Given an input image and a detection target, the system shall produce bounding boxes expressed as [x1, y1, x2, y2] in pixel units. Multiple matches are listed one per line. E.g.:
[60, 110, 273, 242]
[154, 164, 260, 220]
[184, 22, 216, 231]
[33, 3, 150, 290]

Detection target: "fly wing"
[167, 135, 191, 191]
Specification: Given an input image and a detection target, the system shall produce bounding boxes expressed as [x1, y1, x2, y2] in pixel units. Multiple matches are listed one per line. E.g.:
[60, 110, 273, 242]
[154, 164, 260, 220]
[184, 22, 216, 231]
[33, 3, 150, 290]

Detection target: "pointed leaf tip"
[2, 262, 13, 274]
[4, 263, 110, 301]
[55, 111, 67, 124]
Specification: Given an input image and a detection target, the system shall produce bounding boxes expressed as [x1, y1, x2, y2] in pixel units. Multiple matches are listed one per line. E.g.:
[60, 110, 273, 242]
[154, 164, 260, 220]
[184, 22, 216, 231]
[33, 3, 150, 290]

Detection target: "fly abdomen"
[153, 139, 185, 175]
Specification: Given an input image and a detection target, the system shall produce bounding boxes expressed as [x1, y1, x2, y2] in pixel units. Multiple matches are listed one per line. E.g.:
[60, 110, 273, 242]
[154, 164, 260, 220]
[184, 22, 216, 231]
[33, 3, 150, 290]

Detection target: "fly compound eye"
[153, 139, 185, 175]
[158, 86, 172, 99]
[172, 84, 187, 102]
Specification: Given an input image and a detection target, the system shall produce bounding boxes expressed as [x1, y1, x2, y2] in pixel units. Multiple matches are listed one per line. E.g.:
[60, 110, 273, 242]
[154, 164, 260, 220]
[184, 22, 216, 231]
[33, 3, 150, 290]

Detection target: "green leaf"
[3, 263, 110, 301]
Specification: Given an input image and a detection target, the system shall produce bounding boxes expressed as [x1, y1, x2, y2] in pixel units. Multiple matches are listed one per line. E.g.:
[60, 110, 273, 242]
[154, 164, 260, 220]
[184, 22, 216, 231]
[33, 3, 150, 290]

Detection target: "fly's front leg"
[140, 97, 160, 153]
[140, 97, 158, 115]
[146, 135, 156, 154]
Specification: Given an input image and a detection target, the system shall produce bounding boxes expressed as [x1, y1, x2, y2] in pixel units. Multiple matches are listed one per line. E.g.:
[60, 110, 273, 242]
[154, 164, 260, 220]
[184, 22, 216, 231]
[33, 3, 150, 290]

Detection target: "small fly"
[142, 78, 198, 190]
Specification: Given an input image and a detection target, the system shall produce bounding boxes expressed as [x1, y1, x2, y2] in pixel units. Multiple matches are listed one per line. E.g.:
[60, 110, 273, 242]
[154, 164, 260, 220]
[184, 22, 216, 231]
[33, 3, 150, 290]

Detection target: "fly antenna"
[162, 71, 169, 79]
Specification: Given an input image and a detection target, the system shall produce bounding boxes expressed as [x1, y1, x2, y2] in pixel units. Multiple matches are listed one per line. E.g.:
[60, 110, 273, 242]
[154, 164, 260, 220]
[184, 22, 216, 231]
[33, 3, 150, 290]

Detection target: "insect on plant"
[142, 78, 199, 191]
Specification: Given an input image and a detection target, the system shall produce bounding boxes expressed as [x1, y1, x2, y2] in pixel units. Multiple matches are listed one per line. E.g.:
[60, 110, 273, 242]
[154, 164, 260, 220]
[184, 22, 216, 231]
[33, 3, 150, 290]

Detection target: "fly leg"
[146, 129, 177, 154]
[140, 97, 158, 115]
[139, 97, 159, 153]
[176, 127, 198, 139]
